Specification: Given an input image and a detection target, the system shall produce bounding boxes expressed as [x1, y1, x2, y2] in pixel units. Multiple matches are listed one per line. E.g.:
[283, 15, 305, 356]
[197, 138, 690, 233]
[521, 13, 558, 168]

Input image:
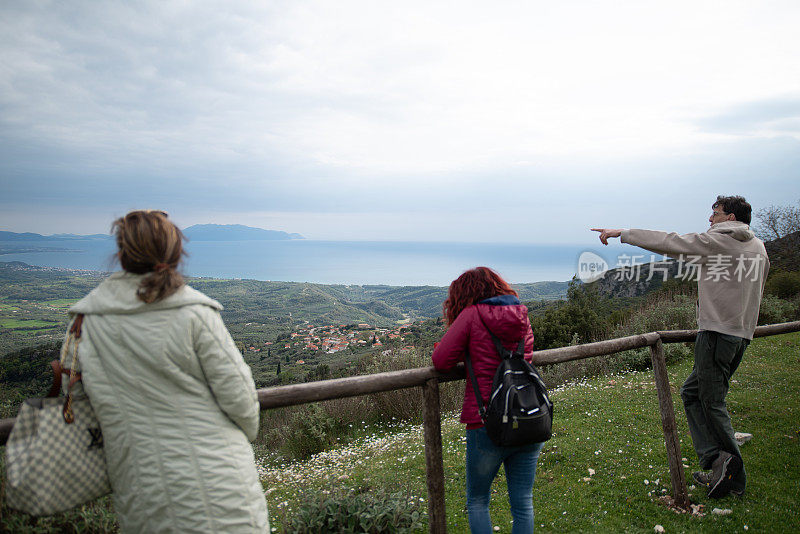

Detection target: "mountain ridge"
[0, 231, 110, 241]
[0, 224, 305, 242]
[183, 224, 304, 241]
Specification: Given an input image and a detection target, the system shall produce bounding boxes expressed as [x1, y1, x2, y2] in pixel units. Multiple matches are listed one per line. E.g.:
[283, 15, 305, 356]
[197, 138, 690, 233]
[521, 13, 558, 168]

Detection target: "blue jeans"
[466, 427, 544, 534]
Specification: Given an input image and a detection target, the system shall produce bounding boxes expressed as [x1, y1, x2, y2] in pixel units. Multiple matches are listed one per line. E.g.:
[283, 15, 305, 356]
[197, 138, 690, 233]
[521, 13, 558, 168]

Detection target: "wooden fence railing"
[2, 320, 799, 532]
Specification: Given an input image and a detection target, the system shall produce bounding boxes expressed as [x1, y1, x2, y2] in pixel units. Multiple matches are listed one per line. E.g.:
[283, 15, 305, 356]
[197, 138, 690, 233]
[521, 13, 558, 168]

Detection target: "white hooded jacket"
[621, 221, 769, 339]
[67, 272, 268, 533]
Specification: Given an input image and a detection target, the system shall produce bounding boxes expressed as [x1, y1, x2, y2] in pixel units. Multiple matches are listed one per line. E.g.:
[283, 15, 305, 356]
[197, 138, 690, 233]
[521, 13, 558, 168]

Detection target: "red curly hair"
[443, 267, 517, 326]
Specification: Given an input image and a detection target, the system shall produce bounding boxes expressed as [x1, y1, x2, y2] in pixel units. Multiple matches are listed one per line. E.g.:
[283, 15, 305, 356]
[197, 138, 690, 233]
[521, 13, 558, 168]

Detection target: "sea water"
[0, 239, 629, 286]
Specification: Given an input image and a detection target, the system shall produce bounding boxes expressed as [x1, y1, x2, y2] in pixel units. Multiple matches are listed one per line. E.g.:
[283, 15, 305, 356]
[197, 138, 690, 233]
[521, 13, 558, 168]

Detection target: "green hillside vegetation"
[191, 278, 568, 325]
[0, 262, 568, 358]
[0, 263, 104, 356]
[0, 262, 567, 396]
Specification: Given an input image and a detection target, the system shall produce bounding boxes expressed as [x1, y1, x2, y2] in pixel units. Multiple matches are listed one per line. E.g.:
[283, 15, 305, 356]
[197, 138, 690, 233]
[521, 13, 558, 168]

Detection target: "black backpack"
[465, 317, 553, 447]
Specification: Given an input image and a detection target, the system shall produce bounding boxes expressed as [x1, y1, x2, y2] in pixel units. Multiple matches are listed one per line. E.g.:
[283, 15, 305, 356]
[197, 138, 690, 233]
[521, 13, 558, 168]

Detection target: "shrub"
[582, 293, 696, 374]
[274, 404, 343, 460]
[608, 293, 697, 338]
[254, 346, 463, 463]
[758, 294, 799, 325]
[611, 343, 693, 372]
[0, 490, 118, 533]
[765, 271, 800, 299]
[358, 348, 462, 422]
[284, 488, 424, 534]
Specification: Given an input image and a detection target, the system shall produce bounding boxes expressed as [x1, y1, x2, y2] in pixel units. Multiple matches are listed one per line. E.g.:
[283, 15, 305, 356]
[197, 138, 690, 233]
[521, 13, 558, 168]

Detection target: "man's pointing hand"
[591, 228, 622, 245]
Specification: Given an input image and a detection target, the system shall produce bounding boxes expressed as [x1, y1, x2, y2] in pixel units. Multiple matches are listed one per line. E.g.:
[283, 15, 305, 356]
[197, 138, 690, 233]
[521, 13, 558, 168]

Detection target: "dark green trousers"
[680, 330, 748, 492]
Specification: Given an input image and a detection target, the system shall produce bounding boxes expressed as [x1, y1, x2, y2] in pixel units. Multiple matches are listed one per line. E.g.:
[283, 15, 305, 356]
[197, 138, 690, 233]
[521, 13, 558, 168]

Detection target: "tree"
[753, 200, 800, 241]
[276, 361, 281, 376]
[528, 280, 608, 350]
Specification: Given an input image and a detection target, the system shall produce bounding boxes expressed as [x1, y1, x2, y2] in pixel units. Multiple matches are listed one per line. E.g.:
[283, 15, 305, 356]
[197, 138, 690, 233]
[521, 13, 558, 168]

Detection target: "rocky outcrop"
[587, 260, 683, 298]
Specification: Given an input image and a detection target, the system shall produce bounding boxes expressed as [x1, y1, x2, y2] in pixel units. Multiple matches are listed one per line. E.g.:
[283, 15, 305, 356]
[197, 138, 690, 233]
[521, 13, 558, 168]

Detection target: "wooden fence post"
[649, 338, 690, 509]
[422, 378, 447, 534]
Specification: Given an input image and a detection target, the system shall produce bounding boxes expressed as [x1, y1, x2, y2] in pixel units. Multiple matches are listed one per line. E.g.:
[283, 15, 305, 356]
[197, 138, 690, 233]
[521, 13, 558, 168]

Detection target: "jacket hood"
[70, 271, 223, 315]
[474, 295, 529, 341]
[709, 221, 755, 242]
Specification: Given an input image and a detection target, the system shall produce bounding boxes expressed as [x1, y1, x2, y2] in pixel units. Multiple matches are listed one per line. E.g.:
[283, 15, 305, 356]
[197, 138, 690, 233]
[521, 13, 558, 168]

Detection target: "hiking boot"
[708, 451, 743, 499]
[692, 471, 712, 487]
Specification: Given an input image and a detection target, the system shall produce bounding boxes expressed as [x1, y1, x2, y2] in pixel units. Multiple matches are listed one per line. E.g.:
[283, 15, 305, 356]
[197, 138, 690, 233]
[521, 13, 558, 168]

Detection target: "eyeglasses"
[711, 210, 727, 218]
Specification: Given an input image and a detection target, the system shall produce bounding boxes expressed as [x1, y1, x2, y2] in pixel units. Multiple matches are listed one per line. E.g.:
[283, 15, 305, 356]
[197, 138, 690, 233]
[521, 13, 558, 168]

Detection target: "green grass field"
[41, 299, 80, 309]
[0, 318, 60, 329]
[2, 332, 798, 533]
[262, 332, 800, 533]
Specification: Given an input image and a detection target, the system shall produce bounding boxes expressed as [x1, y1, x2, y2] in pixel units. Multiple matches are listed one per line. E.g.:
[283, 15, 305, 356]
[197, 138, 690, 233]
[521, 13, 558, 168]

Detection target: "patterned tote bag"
[4, 314, 111, 515]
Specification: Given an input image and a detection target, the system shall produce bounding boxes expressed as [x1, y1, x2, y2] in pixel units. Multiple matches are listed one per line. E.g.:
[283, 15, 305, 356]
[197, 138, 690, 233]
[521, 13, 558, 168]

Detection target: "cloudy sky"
[1, 0, 799, 243]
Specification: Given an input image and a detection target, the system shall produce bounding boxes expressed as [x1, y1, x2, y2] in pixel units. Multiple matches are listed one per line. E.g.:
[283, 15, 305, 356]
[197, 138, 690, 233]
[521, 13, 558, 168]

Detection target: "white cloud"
[1, 0, 799, 239]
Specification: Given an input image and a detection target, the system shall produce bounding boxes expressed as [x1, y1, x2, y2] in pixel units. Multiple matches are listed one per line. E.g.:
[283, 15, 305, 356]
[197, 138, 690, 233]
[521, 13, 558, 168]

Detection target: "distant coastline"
[0, 231, 111, 242]
[0, 246, 84, 255]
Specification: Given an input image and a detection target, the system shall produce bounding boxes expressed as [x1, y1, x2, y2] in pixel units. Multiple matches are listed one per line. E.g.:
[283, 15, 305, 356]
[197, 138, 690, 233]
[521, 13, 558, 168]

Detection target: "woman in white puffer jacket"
[67, 210, 268, 533]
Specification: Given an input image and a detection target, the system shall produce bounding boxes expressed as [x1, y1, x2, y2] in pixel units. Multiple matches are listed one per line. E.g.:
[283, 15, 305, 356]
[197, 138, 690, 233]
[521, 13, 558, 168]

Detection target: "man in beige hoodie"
[592, 195, 769, 499]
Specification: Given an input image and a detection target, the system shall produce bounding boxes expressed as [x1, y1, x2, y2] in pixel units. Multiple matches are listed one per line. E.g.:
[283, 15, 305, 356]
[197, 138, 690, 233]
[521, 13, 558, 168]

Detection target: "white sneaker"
[734, 432, 752, 446]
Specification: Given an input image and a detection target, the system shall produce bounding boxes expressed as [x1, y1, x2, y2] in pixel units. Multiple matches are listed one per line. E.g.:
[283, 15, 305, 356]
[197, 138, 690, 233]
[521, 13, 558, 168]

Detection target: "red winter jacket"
[432, 295, 534, 427]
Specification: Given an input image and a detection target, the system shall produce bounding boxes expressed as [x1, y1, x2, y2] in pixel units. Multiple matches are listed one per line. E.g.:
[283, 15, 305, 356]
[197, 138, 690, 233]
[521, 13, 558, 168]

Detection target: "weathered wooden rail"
[1, 321, 799, 531]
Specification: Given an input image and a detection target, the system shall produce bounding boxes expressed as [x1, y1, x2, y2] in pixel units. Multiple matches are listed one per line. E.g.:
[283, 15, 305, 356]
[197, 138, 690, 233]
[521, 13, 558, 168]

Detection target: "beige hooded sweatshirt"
[621, 221, 769, 339]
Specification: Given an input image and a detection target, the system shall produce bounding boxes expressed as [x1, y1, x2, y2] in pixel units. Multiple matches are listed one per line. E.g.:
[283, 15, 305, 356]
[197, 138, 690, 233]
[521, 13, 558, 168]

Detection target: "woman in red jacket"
[432, 267, 543, 534]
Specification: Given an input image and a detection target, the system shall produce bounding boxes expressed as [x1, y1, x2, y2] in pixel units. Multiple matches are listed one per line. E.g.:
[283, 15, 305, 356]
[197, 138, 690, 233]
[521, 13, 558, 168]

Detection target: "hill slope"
[0, 261, 570, 357]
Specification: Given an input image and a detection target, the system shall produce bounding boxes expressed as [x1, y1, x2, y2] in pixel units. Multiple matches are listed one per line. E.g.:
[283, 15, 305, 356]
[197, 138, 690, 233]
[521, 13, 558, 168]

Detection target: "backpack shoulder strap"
[464, 348, 488, 421]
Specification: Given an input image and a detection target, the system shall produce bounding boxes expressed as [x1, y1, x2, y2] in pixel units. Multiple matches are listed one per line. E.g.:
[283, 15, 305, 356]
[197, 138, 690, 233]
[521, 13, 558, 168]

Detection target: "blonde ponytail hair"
[112, 210, 185, 303]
